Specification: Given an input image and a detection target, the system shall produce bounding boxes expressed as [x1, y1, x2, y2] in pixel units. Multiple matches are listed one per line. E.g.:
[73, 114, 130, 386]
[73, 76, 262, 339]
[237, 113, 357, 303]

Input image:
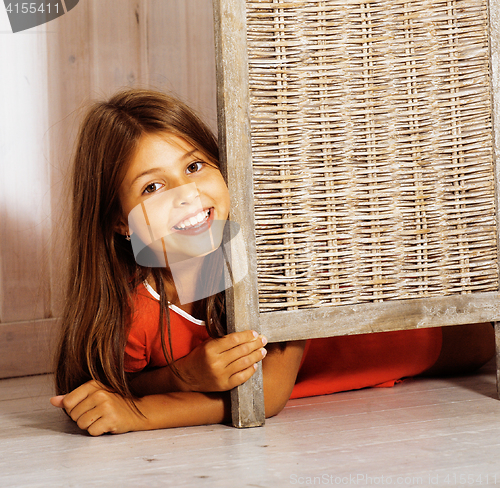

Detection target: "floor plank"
[1, 361, 500, 487]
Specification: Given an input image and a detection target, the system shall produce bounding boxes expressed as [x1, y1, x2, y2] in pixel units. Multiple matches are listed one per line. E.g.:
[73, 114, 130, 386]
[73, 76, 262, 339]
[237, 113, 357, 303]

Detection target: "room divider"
[213, 0, 500, 427]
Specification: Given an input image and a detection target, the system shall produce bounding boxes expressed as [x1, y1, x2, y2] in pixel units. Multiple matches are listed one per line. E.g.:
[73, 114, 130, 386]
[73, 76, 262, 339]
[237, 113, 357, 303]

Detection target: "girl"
[51, 88, 304, 435]
[51, 89, 495, 436]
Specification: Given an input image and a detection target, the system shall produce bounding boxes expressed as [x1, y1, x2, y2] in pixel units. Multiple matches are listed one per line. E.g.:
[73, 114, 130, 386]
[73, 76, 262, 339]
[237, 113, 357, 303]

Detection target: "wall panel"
[0, 0, 217, 378]
[147, 0, 217, 131]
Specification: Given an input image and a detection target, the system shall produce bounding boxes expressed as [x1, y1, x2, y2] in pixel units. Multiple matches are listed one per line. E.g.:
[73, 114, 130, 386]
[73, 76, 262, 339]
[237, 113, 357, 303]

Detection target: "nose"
[172, 183, 200, 208]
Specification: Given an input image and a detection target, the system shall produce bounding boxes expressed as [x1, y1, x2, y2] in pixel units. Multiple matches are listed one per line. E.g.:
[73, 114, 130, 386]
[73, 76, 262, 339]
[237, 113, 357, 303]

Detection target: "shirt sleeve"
[124, 326, 148, 373]
[124, 290, 157, 373]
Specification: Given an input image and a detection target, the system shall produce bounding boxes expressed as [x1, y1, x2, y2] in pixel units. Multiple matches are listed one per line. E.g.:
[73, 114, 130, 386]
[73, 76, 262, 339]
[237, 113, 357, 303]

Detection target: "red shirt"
[124, 283, 210, 372]
[290, 327, 442, 399]
[124, 283, 443, 399]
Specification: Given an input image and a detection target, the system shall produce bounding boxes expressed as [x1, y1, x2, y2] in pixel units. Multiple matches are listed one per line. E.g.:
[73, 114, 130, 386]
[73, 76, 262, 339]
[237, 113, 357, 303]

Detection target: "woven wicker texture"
[246, 0, 497, 311]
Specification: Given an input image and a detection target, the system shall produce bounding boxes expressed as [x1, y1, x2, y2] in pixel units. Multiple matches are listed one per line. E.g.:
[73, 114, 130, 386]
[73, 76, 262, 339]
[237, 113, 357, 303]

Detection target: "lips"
[171, 208, 214, 235]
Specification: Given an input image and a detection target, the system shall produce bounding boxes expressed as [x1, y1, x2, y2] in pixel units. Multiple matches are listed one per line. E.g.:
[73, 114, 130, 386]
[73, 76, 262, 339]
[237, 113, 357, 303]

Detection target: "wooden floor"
[2, 361, 500, 488]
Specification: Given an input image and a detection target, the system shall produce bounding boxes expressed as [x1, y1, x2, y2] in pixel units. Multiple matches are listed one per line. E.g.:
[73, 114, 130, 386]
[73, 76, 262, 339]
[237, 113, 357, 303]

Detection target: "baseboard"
[0, 318, 60, 379]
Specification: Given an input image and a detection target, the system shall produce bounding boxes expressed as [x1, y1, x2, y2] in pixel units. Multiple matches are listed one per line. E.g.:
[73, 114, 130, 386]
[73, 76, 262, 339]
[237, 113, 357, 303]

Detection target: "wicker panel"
[246, 0, 498, 311]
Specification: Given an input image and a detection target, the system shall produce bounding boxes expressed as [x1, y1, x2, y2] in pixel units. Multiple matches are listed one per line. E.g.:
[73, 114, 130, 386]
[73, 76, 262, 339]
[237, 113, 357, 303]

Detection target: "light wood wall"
[0, 0, 216, 378]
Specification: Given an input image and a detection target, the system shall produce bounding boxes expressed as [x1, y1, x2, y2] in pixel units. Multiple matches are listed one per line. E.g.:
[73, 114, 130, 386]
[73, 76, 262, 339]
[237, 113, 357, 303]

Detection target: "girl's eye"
[143, 183, 162, 194]
[186, 161, 203, 174]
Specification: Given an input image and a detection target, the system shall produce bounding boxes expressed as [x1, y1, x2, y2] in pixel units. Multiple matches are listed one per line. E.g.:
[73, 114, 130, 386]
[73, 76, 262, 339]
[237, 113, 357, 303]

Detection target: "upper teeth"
[175, 210, 210, 229]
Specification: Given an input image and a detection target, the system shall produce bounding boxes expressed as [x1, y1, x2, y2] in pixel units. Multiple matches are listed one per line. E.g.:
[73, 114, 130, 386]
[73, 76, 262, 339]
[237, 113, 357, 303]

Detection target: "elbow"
[264, 388, 292, 418]
[265, 401, 287, 419]
[261, 340, 306, 419]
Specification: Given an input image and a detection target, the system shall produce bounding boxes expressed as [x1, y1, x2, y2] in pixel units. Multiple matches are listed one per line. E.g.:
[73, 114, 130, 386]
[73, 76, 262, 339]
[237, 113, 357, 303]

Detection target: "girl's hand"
[174, 330, 267, 392]
[50, 380, 148, 436]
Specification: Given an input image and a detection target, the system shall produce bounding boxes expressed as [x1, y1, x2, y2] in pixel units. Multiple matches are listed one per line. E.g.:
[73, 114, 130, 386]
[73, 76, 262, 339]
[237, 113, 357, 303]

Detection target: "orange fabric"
[124, 284, 210, 372]
[290, 328, 442, 399]
[124, 284, 443, 398]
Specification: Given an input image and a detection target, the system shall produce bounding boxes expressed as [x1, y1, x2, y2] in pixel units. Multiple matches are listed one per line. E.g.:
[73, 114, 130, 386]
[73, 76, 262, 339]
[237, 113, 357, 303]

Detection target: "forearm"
[128, 365, 189, 397]
[134, 361, 298, 431]
[135, 391, 230, 430]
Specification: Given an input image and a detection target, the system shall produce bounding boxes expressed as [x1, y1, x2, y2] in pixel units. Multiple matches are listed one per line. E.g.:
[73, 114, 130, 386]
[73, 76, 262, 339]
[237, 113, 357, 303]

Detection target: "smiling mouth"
[172, 208, 213, 233]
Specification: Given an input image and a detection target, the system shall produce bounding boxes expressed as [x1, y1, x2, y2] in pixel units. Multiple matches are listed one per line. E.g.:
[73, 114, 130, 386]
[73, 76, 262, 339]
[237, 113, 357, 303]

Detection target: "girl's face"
[117, 133, 230, 262]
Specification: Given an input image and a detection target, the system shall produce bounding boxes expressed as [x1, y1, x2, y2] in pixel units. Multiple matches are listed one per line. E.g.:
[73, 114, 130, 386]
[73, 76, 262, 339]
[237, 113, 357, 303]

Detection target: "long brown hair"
[54, 89, 226, 398]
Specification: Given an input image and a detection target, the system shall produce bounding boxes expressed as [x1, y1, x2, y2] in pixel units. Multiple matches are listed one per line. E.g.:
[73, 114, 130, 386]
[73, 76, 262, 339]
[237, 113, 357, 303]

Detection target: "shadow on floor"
[14, 408, 85, 437]
[440, 358, 498, 401]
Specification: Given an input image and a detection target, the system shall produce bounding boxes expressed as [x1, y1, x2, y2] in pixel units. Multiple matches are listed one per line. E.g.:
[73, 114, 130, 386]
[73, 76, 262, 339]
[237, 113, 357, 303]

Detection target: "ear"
[114, 215, 131, 237]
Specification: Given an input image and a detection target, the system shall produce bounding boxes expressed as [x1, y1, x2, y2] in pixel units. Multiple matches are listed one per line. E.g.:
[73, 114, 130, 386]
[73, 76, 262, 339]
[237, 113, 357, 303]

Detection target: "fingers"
[221, 334, 267, 369]
[214, 330, 267, 355]
[209, 331, 267, 385]
[75, 407, 103, 433]
[50, 395, 65, 408]
[58, 387, 119, 435]
[67, 392, 102, 427]
[86, 417, 111, 437]
[226, 347, 267, 381]
[225, 360, 263, 389]
[187, 331, 267, 391]
[53, 381, 111, 434]
[71, 399, 113, 436]
[59, 380, 102, 416]
[216, 336, 269, 389]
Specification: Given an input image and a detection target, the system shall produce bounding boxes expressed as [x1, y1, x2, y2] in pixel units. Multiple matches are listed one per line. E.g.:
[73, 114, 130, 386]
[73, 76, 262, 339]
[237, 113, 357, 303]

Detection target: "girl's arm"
[140, 338, 305, 432]
[127, 330, 269, 395]
[50, 340, 306, 435]
[260, 340, 306, 416]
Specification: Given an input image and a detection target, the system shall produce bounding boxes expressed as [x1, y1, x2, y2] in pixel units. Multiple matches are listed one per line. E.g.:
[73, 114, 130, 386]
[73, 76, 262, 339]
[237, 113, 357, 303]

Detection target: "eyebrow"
[130, 149, 200, 187]
[130, 167, 164, 187]
[182, 149, 199, 160]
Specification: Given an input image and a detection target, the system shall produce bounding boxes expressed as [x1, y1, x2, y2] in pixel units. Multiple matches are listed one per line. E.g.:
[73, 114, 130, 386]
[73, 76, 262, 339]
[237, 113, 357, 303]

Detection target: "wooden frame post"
[213, 0, 265, 427]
